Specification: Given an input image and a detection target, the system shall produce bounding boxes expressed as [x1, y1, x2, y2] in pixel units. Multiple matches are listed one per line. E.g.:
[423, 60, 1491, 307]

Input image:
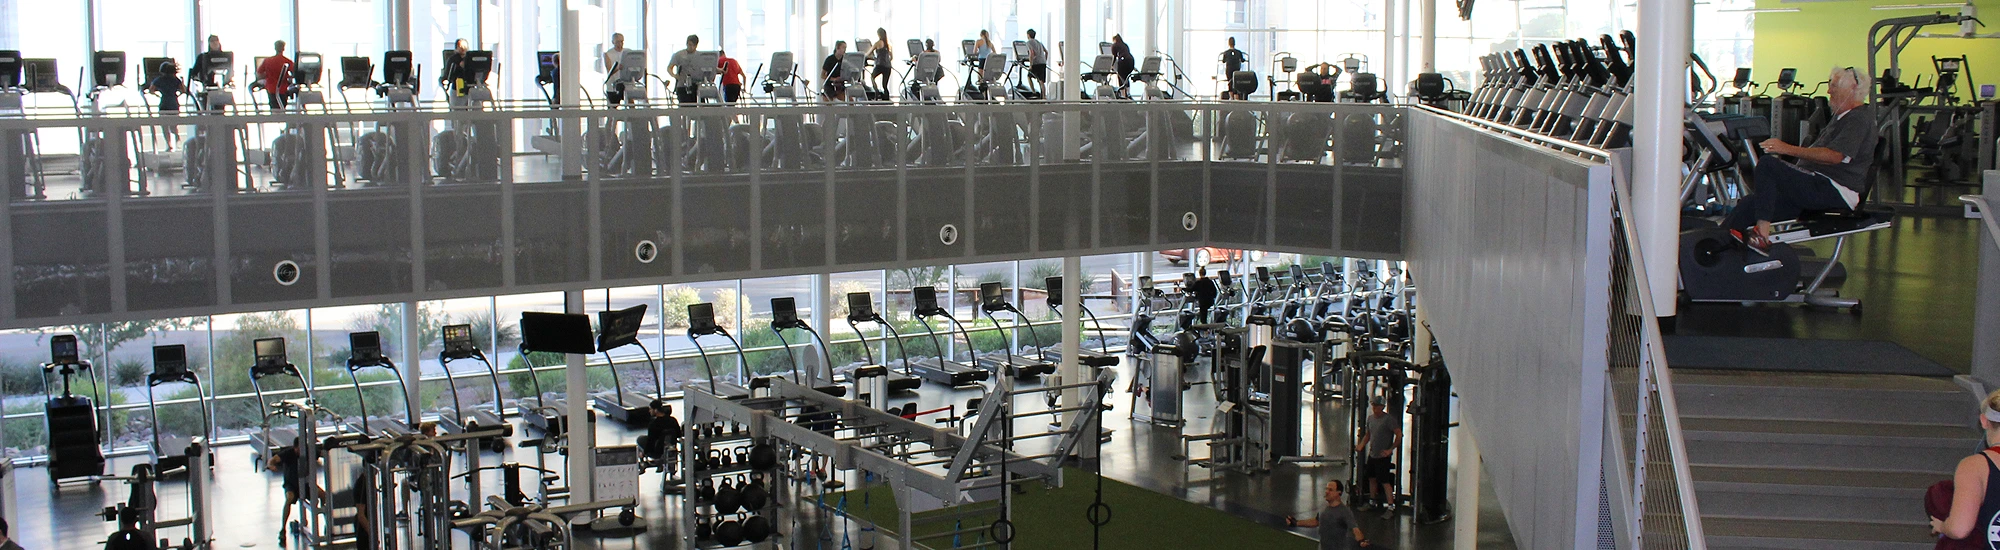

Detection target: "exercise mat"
[1663, 335, 1954, 377]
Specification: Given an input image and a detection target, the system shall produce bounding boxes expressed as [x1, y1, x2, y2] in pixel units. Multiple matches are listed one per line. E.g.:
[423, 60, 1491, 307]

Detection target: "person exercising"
[667, 34, 701, 105]
[1285, 480, 1375, 549]
[637, 399, 685, 472]
[189, 35, 225, 112]
[718, 50, 745, 103]
[1726, 66, 1878, 256]
[267, 438, 305, 547]
[603, 33, 630, 105]
[1111, 34, 1136, 88]
[821, 40, 849, 100]
[1025, 29, 1050, 94]
[1355, 396, 1401, 517]
[144, 61, 184, 148]
[1220, 37, 1248, 99]
[256, 40, 293, 111]
[440, 39, 471, 99]
[869, 28, 894, 93]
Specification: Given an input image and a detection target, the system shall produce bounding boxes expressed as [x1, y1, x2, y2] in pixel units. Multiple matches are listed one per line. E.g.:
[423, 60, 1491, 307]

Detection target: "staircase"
[1670, 369, 1978, 549]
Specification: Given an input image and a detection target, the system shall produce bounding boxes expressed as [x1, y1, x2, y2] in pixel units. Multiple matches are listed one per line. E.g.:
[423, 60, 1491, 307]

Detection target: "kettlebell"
[743, 515, 772, 543]
[695, 479, 716, 501]
[743, 473, 769, 510]
[748, 440, 778, 471]
[715, 518, 745, 546]
[695, 517, 713, 540]
[715, 478, 743, 514]
[719, 449, 734, 467]
[734, 446, 750, 465]
[707, 449, 724, 470]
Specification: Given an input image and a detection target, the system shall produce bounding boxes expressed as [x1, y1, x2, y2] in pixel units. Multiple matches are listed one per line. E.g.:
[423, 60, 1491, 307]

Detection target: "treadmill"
[765, 297, 855, 397]
[248, 337, 310, 470]
[906, 286, 992, 387]
[971, 281, 1058, 379]
[343, 331, 415, 437]
[438, 323, 511, 437]
[839, 292, 928, 393]
[686, 302, 752, 399]
[588, 305, 656, 425]
[144, 344, 212, 474]
[516, 312, 588, 434]
[1041, 276, 1123, 370]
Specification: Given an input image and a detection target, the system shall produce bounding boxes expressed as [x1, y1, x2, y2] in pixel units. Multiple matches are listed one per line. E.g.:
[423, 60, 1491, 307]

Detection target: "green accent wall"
[1754, 0, 2000, 101]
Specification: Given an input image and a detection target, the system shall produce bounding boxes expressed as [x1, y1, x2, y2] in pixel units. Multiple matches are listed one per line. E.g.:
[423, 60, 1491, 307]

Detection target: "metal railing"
[1966, 195, 2000, 247]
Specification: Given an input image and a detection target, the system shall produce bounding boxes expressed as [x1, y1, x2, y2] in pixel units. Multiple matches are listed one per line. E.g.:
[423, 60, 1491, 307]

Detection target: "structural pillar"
[1062, 0, 1082, 160]
[812, 272, 834, 385]
[1634, 0, 1691, 318]
[1059, 256, 1087, 458]
[561, 9, 584, 177]
[1420, 0, 1437, 73]
[400, 301, 423, 431]
[564, 289, 594, 505]
[1973, 176, 2000, 387]
[1453, 422, 1481, 550]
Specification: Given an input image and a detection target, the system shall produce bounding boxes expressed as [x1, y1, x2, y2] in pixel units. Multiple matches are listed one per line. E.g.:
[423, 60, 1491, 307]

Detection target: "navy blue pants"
[1724, 155, 1853, 231]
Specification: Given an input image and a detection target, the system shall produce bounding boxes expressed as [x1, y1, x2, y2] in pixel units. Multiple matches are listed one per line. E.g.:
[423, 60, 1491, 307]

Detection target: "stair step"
[1703, 516, 1935, 550]
[1674, 382, 1973, 426]
[1681, 418, 1977, 471]
[1667, 369, 1965, 393]
[1696, 482, 1925, 523]
[1691, 465, 1953, 487]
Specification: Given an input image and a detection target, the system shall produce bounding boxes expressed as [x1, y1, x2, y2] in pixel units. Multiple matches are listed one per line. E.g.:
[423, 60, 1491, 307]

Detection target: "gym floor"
[8, 350, 1519, 550]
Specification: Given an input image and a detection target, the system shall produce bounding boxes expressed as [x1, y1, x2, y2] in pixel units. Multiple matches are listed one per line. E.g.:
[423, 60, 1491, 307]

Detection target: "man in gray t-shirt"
[1287, 480, 1375, 549]
[1356, 397, 1402, 515]
[1724, 66, 1879, 256]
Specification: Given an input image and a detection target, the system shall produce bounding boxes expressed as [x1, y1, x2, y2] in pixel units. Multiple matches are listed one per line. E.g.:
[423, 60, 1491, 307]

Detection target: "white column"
[1063, 0, 1083, 160]
[1974, 176, 2000, 387]
[1453, 422, 1480, 550]
[401, 301, 422, 428]
[564, 289, 594, 503]
[1060, 256, 1088, 457]
[813, 273, 833, 385]
[1382, 0, 1397, 88]
[561, 9, 583, 177]
[1145, 0, 1159, 59]
[1420, 0, 1435, 73]
[1634, 0, 1691, 318]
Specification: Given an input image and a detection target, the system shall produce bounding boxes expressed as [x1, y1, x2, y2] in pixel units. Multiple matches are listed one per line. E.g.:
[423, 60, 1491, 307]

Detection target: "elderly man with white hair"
[1725, 66, 1879, 256]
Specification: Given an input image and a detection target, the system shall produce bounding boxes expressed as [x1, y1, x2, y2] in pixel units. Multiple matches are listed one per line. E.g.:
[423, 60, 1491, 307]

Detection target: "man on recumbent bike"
[1727, 66, 1877, 257]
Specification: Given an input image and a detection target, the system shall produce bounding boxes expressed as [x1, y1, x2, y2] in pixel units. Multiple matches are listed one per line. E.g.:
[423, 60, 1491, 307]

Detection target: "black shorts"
[1365, 456, 1394, 484]
[675, 86, 697, 105]
[605, 90, 625, 104]
[1030, 63, 1048, 82]
[723, 84, 743, 103]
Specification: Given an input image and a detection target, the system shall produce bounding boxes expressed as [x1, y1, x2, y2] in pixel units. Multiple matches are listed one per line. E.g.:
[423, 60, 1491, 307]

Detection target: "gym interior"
[0, 0, 1994, 549]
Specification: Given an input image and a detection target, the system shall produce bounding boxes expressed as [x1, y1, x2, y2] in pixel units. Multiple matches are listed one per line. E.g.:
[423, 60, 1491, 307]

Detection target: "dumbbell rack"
[681, 421, 789, 549]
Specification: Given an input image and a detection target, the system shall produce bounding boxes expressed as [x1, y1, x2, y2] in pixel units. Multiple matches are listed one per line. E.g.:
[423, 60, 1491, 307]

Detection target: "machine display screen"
[254, 337, 287, 365]
[847, 292, 875, 320]
[442, 324, 476, 358]
[522, 312, 596, 355]
[153, 345, 189, 377]
[688, 303, 718, 334]
[594, 305, 646, 351]
[51, 334, 78, 364]
[349, 331, 382, 364]
[913, 286, 939, 313]
[980, 282, 1006, 309]
[772, 297, 799, 326]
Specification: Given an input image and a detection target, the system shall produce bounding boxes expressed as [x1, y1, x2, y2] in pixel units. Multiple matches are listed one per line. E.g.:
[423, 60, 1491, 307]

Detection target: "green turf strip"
[818, 468, 1317, 550]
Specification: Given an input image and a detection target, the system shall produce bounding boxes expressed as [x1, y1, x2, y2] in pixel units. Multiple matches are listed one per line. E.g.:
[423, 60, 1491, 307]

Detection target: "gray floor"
[4, 356, 1518, 550]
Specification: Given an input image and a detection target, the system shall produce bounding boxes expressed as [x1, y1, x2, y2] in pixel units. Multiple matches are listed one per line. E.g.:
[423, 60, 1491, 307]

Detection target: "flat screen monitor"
[1098, 42, 1113, 56]
[522, 312, 597, 355]
[1289, 263, 1306, 281]
[1045, 277, 1064, 305]
[142, 56, 174, 84]
[772, 297, 799, 326]
[23, 59, 58, 92]
[1776, 67, 1796, 89]
[152, 345, 189, 378]
[92, 51, 125, 88]
[688, 303, 719, 335]
[348, 331, 384, 365]
[1217, 270, 1233, 287]
[254, 337, 288, 368]
[595, 305, 646, 351]
[960, 39, 978, 59]
[536, 51, 559, 83]
[441, 323, 477, 359]
[913, 286, 940, 314]
[979, 282, 1007, 311]
[293, 52, 322, 86]
[50, 334, 78, 364]
[1012, 41, 1031, 58]
[339, 56, 371, 88]
[0, 50, 20, 88]
[847, 292, 875, 321]
[1256, 266, 1271, 283]
[464, 50, 493, 82]
[382, 50, 413, 86]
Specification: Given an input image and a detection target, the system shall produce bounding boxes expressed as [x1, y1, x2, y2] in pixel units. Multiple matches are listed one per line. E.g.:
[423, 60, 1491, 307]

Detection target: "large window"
[300, 0, 383, 59]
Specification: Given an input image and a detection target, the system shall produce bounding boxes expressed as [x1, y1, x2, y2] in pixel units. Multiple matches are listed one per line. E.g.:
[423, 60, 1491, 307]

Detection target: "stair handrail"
[1964, 195, 2000, 249]
[1611, 167, 1708, 549]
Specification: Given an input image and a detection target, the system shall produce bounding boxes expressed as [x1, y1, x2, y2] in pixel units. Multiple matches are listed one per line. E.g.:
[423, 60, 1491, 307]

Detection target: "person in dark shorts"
[1725, 66, 1877, 256]
[256, 40, 293, 111]
[1220, 37, 1248, 99]
[267, 439, 305, 547]
[667, 35, 701, 105]
[1355, 396, 1401, 517]
[718, 50, 745, 103]
[1025, 29, 1049, 94]
[1286, 480, 1374, 549]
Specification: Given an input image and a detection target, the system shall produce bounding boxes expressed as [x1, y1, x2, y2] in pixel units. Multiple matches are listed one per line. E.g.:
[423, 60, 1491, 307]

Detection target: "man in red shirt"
[718, 50, 745, 103]
[256, 40, 293, 111]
